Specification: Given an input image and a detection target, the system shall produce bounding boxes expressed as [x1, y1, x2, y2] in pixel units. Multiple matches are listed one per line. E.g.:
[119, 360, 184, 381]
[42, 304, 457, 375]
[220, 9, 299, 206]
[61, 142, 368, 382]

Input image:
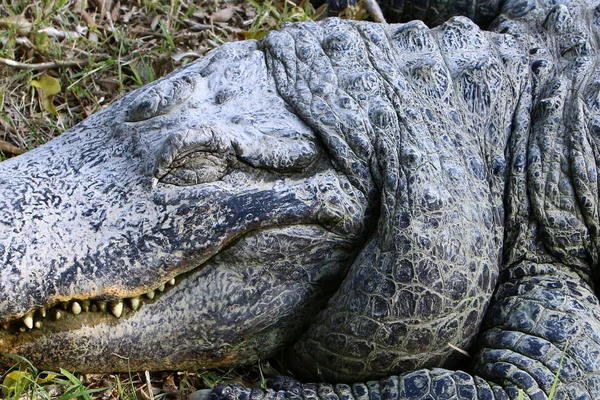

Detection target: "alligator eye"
[126, 75, 195, 122]
[154, 127, 233, 186]
[157, 150, 229, 186]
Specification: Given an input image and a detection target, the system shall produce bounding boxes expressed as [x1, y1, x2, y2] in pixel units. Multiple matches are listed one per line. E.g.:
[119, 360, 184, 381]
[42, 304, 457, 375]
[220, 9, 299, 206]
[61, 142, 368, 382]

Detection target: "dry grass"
[0, 0, 364, 159]
[1, 354, 279, 399]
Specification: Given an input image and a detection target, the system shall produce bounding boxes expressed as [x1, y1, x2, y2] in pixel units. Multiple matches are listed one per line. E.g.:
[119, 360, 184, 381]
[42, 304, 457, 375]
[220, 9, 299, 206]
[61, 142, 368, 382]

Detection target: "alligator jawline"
[1, 274, 183, 333]
[1, 229, 240, 333]
[1, 224, 331, 333]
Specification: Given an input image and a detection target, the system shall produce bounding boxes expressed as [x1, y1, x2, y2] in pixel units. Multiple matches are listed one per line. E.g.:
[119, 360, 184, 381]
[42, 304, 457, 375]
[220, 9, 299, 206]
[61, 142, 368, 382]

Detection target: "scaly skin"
[214, 0, 600, 398]
[1, 0, 600, 398]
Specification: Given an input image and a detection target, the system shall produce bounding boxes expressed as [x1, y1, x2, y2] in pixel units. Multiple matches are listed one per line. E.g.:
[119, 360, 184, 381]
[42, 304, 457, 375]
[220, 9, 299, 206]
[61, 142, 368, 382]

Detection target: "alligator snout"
[0, 39, 371, 372]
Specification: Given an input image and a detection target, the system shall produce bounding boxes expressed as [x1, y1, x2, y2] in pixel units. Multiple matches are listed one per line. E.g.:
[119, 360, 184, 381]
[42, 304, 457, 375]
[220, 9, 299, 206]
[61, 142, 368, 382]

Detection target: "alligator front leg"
[211, 264, 600, 398]
[261, 13, 526, 383]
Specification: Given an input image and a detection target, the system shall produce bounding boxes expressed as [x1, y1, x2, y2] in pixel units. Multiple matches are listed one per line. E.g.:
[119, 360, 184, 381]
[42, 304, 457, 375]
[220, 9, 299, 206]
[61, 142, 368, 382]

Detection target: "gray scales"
[0, 0, 599, 398]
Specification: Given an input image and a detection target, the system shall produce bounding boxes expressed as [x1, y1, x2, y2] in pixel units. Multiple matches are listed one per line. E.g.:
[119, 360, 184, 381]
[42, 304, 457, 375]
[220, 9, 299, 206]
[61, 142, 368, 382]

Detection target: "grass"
[0, 0, 336, 158]
[516, 340, 569, 400]
[0, 0, 369, 162]
[0, 354, 276, 399]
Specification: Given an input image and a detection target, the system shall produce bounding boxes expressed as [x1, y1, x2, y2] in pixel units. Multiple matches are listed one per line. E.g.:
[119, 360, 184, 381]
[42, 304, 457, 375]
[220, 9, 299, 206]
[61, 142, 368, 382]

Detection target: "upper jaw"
[0, 142, 185, 326]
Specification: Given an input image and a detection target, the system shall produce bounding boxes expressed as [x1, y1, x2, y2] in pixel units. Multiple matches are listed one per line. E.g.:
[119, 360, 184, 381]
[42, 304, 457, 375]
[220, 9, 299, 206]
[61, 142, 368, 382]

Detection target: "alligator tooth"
[61, 302, 69, 310]
[23, 314, 33, 329]
[145, 290, 156, 300]
[1, 322, 8, 330]
[168, 278, 175, 286]
[128, 297, 141, 311]
[19, 327, 26, 332]
[90, 304, 98, 312]
[39, 308, 47, 318]
[71, 301, 82, 315]
[81, 300, 90, 312]
[34, 321, 42, 329]
[97, 301, 107, 312]
[157, 284, 165, 292]
[55, 310, 63, 320]
[110, 301, 124, 318]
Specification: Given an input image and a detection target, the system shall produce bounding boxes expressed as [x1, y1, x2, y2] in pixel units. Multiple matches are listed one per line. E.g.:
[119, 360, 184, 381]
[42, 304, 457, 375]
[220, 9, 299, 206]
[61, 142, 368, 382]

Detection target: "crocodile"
[1, 0, 600, 398]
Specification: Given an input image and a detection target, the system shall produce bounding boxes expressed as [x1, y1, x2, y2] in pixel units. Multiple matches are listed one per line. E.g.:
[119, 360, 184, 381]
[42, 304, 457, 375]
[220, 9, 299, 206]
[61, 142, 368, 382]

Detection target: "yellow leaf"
[41, 97, 58, 115]
[31, 76, 61, 116]
[2, 370, 33, 396]
[31, 76, 61, 96]
[36, 372, 57, 385]
[238, 30, 268, 40]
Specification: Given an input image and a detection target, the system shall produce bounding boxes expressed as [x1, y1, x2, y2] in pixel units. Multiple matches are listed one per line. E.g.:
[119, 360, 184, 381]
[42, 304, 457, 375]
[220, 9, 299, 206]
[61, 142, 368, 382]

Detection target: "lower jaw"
[0, 224, 359, 372]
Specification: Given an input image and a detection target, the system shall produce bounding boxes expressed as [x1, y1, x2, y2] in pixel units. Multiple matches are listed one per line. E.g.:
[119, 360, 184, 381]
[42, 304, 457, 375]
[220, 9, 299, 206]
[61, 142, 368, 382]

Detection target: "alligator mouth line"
[1, 276, 179, 333]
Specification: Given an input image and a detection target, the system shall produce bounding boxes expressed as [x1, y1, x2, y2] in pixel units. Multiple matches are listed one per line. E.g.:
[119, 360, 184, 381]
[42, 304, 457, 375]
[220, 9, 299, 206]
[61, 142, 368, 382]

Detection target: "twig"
[0, 55, 110, 71]
[144, 370, 155, 400]
[447, 342, 471, 358]
[363, 0, 386, 23]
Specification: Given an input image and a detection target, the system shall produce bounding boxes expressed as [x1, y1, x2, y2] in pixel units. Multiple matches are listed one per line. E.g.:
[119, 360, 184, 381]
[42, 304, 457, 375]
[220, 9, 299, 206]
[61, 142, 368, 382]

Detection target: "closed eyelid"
[153, 127, 232, 178]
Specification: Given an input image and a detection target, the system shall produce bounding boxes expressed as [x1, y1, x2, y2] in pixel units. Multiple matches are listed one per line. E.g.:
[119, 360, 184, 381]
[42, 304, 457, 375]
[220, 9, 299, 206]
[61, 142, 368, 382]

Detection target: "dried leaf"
[38, 27, 85, 39]
[15, 36, 33, 49]
[0, 140, 24, 155]
[363, 0, 386, 22]
[210, 7, 234, 23]
[111, 1, 121, 23]
[313, 3, 328, 19]
[123, 6, 136, 23]
[0, 14, 33, 36]
[72, 0, 84, 14]
[90, 0, 107, 16]
[88, 30, 99, 42]
[80, 10, 97, 27]
[103, 0, 114, 20]
[171, 51, 201, 62]
[97, 78, 120, 92]
[162, 374, 180, 398]
[150, 15, 161, 30]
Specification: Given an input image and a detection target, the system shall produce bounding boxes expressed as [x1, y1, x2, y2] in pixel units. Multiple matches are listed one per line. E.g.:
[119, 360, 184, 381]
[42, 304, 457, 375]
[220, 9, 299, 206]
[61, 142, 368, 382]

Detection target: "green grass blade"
[548, 340, 570, 399]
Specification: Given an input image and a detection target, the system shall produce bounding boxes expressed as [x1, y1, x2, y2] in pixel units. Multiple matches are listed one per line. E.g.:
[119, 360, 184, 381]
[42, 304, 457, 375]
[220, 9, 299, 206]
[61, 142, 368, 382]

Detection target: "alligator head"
[0, 40, 372, 372]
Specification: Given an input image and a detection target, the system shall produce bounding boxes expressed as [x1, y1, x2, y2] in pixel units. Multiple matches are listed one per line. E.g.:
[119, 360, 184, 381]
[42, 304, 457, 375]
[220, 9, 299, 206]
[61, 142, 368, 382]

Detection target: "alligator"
[1, 0, 600, 398]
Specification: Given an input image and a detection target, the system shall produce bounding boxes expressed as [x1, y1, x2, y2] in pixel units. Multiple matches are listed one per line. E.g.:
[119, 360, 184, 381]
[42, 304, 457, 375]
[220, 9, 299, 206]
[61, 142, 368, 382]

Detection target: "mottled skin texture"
[1, 0, 600, 398]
